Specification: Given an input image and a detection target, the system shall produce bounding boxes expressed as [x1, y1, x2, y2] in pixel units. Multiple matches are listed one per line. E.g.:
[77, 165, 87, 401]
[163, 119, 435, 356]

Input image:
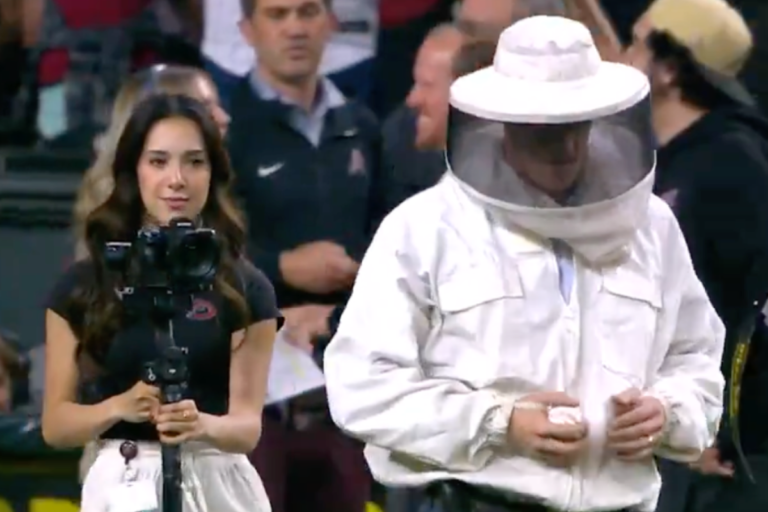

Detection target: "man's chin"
[279, 63, 320, 84]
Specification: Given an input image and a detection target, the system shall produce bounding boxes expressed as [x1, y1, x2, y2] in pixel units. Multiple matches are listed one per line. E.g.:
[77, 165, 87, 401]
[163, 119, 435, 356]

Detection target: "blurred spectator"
[203, 0, 378, 109]
[0, 0, 22, 42]
[0, 0, 37, 145]
[456, 0, 566, 41]
[72, 65, 228, 259]
[0, 333, 24, 413]
[621, 0, 768, 511]
[377, 1, 572, 215]
[369, 0, 454, 118]
[563, 0, 623, 61]
[451, 37, 498, 77]
[228, 1, 387, 511]
[379, 24, 488, 213]
[202, 0, 255, 109]
[31, 0, 160, 141]
[599, 0, 654, 44]
[321, 0, 379, 101]
[406, 24, 463, 151]
[731, 0, 768, 112]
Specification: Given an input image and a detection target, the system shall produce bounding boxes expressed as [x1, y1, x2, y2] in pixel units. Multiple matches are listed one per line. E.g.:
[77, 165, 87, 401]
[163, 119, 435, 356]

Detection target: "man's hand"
[282, 305, 335, 352]
[507, 392, 588, 467]
[279, 242, 359, 294]
[607, 388, 666, 461]
[689, 446, 734, 477]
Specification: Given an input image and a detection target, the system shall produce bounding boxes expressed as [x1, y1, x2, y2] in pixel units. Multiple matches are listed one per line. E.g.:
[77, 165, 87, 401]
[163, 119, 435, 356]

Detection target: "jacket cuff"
[482, 394, 516, 448]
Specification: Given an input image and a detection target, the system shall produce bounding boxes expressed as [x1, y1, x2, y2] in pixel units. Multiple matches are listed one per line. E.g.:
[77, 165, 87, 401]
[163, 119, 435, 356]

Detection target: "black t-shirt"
[45, 258, 280, 441]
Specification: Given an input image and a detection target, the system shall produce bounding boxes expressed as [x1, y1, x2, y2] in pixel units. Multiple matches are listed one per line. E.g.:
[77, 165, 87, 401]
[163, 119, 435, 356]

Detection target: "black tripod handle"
[161, 443, 183, 512]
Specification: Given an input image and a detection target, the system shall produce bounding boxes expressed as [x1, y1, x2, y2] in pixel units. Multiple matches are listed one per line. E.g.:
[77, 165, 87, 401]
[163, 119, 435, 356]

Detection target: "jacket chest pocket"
[599, 270, 662, 388]
[429, 268, 529, 383]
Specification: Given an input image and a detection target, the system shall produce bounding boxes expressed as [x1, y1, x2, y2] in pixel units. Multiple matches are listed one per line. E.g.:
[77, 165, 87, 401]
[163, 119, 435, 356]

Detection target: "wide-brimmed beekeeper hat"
[445, 16, 657, 265]
[450, 16, 649, 124]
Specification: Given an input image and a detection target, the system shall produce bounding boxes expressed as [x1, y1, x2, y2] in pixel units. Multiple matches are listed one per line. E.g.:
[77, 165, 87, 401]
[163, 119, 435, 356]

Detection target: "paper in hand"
[266, 329, 325, 405]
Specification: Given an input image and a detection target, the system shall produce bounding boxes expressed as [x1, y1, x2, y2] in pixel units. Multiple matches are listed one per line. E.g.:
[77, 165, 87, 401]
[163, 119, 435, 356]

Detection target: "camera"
[102, 218, 218, 512]
[104, 217, 219, 292]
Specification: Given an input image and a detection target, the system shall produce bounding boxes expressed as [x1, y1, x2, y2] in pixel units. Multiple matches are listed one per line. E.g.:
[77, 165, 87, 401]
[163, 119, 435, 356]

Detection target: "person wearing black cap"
[624, 0, 768, 510]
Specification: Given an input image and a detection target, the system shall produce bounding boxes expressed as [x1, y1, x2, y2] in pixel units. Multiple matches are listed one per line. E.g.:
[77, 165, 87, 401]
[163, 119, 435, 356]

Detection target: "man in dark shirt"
[380, 1, 570, 215]
[229, 1, 382, 511]
[379, 23, 462, 213]
[624, 1, 768, 511]
[231, 0, 384, 343]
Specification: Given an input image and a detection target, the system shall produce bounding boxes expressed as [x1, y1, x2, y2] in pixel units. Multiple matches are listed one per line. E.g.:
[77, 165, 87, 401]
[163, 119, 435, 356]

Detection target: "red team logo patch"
[186, 298, 217, 320]
[348, 148, 366, 176]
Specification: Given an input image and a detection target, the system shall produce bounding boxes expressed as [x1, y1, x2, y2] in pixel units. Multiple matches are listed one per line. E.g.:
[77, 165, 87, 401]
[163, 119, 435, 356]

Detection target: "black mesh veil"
[445, 94, 656, 210]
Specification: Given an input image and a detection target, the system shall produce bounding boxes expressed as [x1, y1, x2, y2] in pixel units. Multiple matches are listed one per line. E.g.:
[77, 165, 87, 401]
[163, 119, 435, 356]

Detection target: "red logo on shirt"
[348, 148, 366, 176]
[186, 298, 217, 320]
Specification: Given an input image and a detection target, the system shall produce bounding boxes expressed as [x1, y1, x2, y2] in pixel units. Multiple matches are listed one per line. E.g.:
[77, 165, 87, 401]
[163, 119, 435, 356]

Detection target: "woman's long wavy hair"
[73, 65, 216, 260]
[72, 94, 248, 359]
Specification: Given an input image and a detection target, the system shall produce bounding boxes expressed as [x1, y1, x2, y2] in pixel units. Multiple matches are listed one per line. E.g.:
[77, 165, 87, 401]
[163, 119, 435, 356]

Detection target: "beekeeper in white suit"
[323, 15, 725, 512]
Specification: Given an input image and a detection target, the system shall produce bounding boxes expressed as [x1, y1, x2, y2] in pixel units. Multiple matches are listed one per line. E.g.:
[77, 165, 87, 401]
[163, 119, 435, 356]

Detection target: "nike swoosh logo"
[257, 163, 284, 178]
[342, 129, 358, 137]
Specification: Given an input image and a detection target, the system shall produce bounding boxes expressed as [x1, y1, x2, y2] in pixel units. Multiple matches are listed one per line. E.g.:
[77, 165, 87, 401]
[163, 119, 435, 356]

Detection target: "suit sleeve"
[323, 208, 514, 471]
[649, 211, 726, 462]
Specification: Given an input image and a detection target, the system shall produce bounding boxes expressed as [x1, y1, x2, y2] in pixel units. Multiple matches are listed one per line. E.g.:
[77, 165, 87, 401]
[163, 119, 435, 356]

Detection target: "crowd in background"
[1, 0, 768, 511]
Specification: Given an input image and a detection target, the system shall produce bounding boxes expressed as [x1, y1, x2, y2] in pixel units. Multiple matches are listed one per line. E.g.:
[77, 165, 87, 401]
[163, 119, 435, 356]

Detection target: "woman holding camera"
[42, 93, 277, 511]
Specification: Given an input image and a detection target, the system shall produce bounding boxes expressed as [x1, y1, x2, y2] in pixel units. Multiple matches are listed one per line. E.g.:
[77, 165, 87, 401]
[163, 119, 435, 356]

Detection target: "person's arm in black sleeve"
[673, 140, 768, 459]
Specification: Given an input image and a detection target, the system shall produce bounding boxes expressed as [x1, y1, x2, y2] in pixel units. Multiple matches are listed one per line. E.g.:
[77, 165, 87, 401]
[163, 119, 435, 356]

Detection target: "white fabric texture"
[323, 173, 725, 512]
[80, 441, 270, 512]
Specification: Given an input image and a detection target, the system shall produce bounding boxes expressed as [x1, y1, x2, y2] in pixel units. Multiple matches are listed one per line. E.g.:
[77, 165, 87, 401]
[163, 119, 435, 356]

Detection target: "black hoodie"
[654, 107, 768, 458]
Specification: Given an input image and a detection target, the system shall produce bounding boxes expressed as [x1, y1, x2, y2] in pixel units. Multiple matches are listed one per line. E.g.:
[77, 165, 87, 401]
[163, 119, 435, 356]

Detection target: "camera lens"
[169, 230, 219, 285]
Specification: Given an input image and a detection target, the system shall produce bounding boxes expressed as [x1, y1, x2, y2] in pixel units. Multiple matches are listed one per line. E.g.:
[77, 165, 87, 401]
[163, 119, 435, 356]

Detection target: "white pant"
[81, 441, 271, 512]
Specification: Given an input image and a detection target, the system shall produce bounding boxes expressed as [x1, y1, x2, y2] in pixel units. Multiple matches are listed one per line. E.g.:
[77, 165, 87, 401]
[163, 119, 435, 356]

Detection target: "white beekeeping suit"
[323, 14, 725, 512]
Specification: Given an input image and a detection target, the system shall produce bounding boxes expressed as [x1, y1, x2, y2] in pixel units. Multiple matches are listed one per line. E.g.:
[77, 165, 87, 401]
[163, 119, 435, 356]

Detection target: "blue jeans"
[203, 58, 243, 113]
